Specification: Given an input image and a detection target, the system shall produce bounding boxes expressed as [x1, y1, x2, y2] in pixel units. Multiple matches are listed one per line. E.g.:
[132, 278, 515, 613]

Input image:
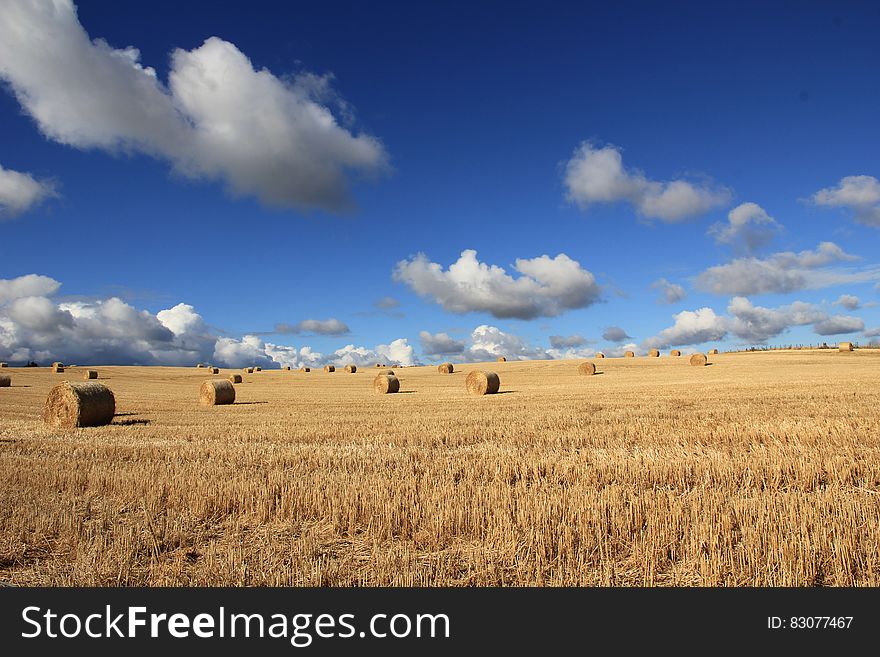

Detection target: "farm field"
[1, 350, 879, 586]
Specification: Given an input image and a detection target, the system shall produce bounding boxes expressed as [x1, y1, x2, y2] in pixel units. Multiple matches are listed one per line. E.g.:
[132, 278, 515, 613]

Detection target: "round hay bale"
[376, 369, 395, 375]
[0, 362, 8, 367]
[374, 374, 400, 394]
[648, 349, 660, 357]
[0, 374, 10, 387]
[209, 367, 219, 374]
[497, 356, 507, 362]
[255, 366, 262, 372]
[624, 351, 635, 358]
[228, 373, 243, 384]
[344, 364, 357, 373]
[300, 367, 311, 373]
[324, 365, 335, 373]
[375, 363, 382, 368]
[200, 379, 235, 406]
[52, 364, 65, 373]
[839, 341, 854, 352]
[578, 362, 596, 376]
[282, 365, 291, 371]
[438, 362, 454, 374]
[466, 370, 500, 395]
[42, 381, 115, 428]
[243, 367, 253, 374]
[670, 350, 681, 357]
[83, 369, 98, 380]
[708, 348, 719, 355]
[196, 364, 205, 368]
[689, 353, 708, 367]
[595, 353, 605, 359]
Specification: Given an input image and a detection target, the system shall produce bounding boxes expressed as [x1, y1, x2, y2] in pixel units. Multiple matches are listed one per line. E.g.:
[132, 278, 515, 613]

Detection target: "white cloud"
[549, 334, 588, 349]
[563, 142, 730, 222]
[694, 242, 870, 295]
[812, 175, 880, 227]
[642, 308, 727, 349]
[863, 327, 880, 338]
[833, 294, 861, 310]
[601, 326, 631, 342]
[274, 318, 350, 335]
[726, 296, 824, 343]
[0, 274, 61, 304]
[813, 315, 864, 336]
[651, 278, 687, 304]
[331, 338, 416, 367]
[465, 325, 551, 361]
[419, 331, 466, 356]
[0, 164, 55, 217]
[0, 0, 387, 212]
[393, 249, 601, 320]
[708, 202, 782, 253]
[157, 302, 206, 336]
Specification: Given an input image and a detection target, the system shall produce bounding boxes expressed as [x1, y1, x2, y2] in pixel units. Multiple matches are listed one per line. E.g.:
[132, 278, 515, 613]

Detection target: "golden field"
[1, 350, 879, 586]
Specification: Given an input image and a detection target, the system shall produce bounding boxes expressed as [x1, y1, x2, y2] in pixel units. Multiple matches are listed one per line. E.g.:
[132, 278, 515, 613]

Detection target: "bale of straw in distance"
[438, 362, 454, 374]
[595, 353, 605, 359]
[83, 369, 98, 380]
[0, 362, 7, 367]
[708, 348, 719, 355]
[51, 362, 64, 368]
[466, 370, 500, 395]
[255, 366, 262, 372]
[42, 381, 115, 428]
[282, 366, 291, 371]
[200, 379, 235, 406]
[375, 363, 382, 368]
[497, 356, 507, 362]
[0, 374, 10, 387]
[374, 374, 400, 394]
[300, 367, 311, 372]
[196, 364, 205, 368]
[689, 353, 708, 367]
[324, 365, 335, 373]
[839, 341, 854, 352]
[344, 364, 357, 373]
[670, 350, 681, 357]
[210, 367, 219, 374]
[244, 367, 253, 374]
[648, 349, 660, 357]
[52, 364, 65, 373]
[624, 351, 635, 358]
[578, 362, 596, 376]
[228, 373, 243, 384]
[376, 369, 394, 375]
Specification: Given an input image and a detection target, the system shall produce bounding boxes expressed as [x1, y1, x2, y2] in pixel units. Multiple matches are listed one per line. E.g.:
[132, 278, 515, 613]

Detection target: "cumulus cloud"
[0, 164, 55, 217]
[549, 334, 589, 349]
[331, 339, 416, 367]
[708, 202, 782, 254]
[274, 318, 350, 336]
[726, 297, 824, 343]
[563, 142, 730, 222]
[833, 294, 861, 310]
[863, 327, 880, 338]
[694, 242, 870, 296]
[651, 278, 687, 304]
[811, 175, 880, 227]
[601, 326, 631, 342]
[419, 331, 466, 356]
[393, 249, 601, 320]
[813, 315, 864, 336]
[0, 0, 387, 212]
[465, 325, 552, 361]
[642, 308, 727, 349]
[0, 274, 61, 304]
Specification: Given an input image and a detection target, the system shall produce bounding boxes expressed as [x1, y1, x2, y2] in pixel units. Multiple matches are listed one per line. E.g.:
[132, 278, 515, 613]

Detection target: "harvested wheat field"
[1, 349, 879, 587]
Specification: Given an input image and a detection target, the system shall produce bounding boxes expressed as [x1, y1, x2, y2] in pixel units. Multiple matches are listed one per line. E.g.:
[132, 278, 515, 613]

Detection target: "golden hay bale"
[42, 381, 115, 428]
[83, 369, 98, 380]
[595, 353, 605, 359]
[196, 363, 205, 368]
[282, 366, 291, 371]
[0, 362, 7, 367]
[51, 361, 64, 368]
[210, 367, 219, 374]
[438, 362, 454, 374]
[670, 350, 681, 357]
[497, 356, 507, 362]
[0, 374, 10, 387]
[52, 364, 65, 373]
[244, 367, 253, 374]
[344, 364, 357, 373]
[375, 363, 382, 368]
[300, 367, 311, 372]
[324, 365, 335, 373]
[624, 351, 635, 358]
[708, 348, 719, 355]
[374, 374, 400, 394]
[228, 374, 243, 384]
[199, 379, 235, 406]
[839, 341, 854, 352]
[648, 349, 660, 357]
[689, 353, 708, 367]
[376, 369, 395, 375]
[466, 370, 500, 395]
[578, 362, 596, 376]
[255, 366, 262, 372]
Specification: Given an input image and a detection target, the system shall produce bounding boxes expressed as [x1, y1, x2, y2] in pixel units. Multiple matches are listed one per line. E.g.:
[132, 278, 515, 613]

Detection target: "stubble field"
[1, 350, 879, 586]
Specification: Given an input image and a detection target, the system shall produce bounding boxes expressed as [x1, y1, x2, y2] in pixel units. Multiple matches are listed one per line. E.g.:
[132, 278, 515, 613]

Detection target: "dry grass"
[1, 350, 879, 586]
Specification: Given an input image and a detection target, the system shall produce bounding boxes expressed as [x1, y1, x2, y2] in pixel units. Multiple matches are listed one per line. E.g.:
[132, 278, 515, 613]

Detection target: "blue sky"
[1, 0, 879, 366]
